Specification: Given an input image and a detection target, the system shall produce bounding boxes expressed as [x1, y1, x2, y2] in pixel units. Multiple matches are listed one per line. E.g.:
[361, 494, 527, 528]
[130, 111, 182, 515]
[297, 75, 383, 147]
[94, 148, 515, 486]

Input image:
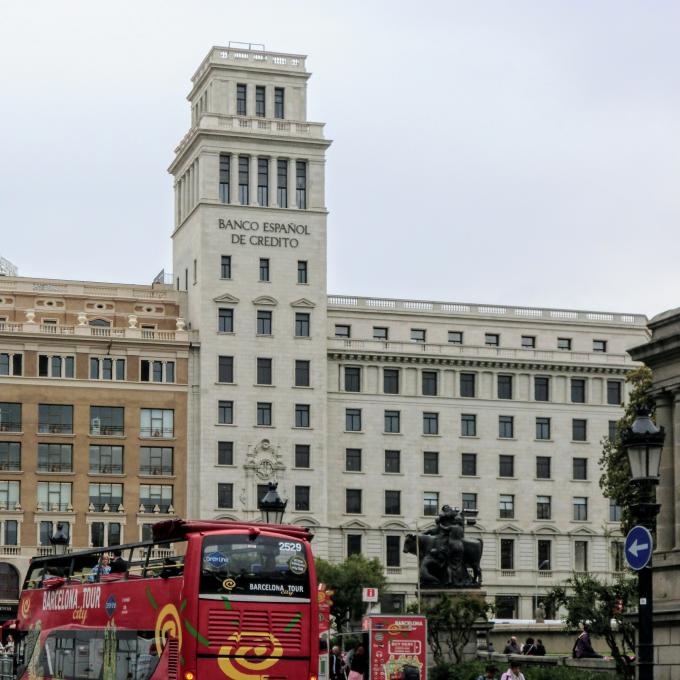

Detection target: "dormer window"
[236, 84, 247, 116]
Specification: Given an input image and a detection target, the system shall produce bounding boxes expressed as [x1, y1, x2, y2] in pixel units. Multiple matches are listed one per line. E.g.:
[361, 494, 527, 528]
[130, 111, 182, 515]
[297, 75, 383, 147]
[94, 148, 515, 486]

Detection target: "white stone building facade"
[170, 45, 649, 618]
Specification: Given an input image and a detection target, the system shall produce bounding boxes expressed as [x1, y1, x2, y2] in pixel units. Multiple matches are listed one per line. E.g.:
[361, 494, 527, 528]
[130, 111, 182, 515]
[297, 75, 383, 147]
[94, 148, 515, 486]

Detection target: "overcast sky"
[1, 1, 678, 318]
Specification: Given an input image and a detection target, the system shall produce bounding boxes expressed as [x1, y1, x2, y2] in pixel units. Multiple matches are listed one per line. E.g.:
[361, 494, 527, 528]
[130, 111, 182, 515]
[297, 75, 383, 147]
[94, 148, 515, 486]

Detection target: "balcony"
[139, 466, 173, 476]
[0, 461, 21, 472]
[38, 424, 73, 435]
[90, 424, 124, 437]
[0, 422, 21, 433]
[37, 463, 73, 473]
[89, 465, 124, 475]
[139, 428, 174, 439]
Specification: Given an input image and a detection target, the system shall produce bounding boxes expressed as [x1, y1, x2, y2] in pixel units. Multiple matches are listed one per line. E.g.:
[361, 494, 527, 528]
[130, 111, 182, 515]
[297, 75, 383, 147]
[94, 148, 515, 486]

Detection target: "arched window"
[89, 319, 111, 328]
[0, 562, 19, 599]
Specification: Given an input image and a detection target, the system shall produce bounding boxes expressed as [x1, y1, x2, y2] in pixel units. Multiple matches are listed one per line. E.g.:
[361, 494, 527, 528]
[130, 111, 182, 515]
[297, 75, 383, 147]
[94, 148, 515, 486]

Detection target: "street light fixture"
[622, 406, 665, 680]
[258, 482, 287, 525]
[49, 522, 69, 556]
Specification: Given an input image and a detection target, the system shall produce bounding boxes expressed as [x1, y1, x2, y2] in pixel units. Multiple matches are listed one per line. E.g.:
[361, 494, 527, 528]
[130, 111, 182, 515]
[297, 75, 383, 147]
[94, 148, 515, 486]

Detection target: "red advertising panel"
[365, 614, 427, 680]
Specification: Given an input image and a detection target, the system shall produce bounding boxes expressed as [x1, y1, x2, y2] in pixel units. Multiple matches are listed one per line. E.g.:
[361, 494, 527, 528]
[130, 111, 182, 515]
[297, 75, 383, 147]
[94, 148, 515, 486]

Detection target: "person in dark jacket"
[522, 637, 537, 655]
[329, 645, 344, 680]
[348, 645, 368, 679]
[503, 637, 521, 654]
[535, 639, 546, 656]
[573, 625, 603, 659]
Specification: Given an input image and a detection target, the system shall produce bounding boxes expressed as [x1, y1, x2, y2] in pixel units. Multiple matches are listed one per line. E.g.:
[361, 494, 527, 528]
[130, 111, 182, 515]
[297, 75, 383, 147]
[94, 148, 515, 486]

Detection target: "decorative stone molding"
[176, 317, 186, 331]
[77, 312, 88, 326]
[127, 314, 138, 329]
[25, 309, 35, 323]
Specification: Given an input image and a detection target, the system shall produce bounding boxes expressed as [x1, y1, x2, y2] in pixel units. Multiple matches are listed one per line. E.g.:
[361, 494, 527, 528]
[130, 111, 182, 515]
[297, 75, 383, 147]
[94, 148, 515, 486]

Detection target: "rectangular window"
[218, 441, 233, 465]
[215, 356, 234, 384]
[571, 379, 586, 403]
[140, 408, 174, 438]
[383, 369, 399, 394]
[460, 373, 476, 398]
[423, 412, 439, 435]
[257, 402, 272, 426]
[238, 156, 249, 204]
[89, 483, 123, 512]
[499, 494, 515, 518]
[573, 419, 587, 441]
[0, 402, 21, 432]
[461, 414, 477, 437]
[3, 519, 18, 545]
[448, 331, 463, 344]
[347, 534, 361, 556]
[607, 380, 622, 405]
[499, 416, 514, 438]
[534, 376, 550, 402]
[257, 310, 272, 335]
[423, 451, 439, 475]
[295, 312, 310, 337]
[538, 540, 552, 570]
[384, 450, 401, 473]
[295, 485, 310, 511]
[218, 483, 233, 509]
[573, 497, 588, 521]
[373, 326, 388, 340]
[296, 160, 307, 209]
[295, 404, 310, 428]
[277, 159, 288, 207]
[500, 538, 514, 570]
[297, 260, 308, 284]
[345, 408, 361, 432]
[295, 360, 310, 387]
[335, 324, 351, 338]
[411, 328, 426, 343]
[498, 375, 513, 399]
[344, 366, 360, 392]
[236, 83, 247, 115]
[609, 499, 622, 522]
[536, 456, 551, 479]
[536, 417, 551, 440]
[0, 442, 20, 471]
[521, 335, 536, 349]
[558, 337, 572, 350]
[140, 359, 175, 383]
[386, 535, 400, 567]
[256, 357, 272, 385]
[295, 444, 310, 468]
[573, 457, 588, 480]
[219, 155, 230, 203]
[345, 448, 362, 472]
[346, 489, 362, 514]
[537, 495, 552, 520]
[608, 420, 618, 440]
[139, 447, 172, 475]
[423, 491, 439, 516]
[384, 410, 400, 433]
[0, 353, 22, 376]
[38, 443, 72, 473]
[385, 490, 401, 515]
[219, 308, 234, 333]
[140, 484, 173, 513]
[575, 540, 589, 571]
[218, 441, 234, 466]
[593, 339, 607, 353]
[499, 454, 514, 477]
[0, 480, 20, 509]
[39, 404, 73, 434]
[462, 492, 477, 512]
[90, 406, 124, 436]
[274, 87, 284, 118]
[495, 595, 519, 619]
[461, 453, 477, 476]
[422, 371, 438, 396]
[259, 257, 270, 282]
[218, 401, 234, 425]
[38, 354, 75, 378]
[485, 333, 500, 347]
[255, 85, 265, 117]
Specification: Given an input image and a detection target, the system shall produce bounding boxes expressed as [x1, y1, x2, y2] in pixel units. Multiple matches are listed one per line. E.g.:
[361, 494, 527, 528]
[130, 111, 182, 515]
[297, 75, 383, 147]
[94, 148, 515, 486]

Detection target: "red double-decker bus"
[14, 519, 319, 679]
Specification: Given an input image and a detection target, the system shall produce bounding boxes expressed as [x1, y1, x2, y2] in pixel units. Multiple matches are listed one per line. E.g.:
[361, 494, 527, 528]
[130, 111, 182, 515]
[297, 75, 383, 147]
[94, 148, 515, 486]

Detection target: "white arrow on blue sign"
[624, 525, 653, 570]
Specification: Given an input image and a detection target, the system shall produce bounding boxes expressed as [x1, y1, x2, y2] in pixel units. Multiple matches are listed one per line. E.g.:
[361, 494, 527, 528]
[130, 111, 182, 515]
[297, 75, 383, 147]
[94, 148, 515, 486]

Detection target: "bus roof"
[152, 518, 313, 542]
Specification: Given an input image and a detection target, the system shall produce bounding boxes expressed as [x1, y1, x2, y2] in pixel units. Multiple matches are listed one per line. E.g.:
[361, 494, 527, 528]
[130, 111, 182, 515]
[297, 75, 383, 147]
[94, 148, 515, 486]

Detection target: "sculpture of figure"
[403, 504, 484, 588]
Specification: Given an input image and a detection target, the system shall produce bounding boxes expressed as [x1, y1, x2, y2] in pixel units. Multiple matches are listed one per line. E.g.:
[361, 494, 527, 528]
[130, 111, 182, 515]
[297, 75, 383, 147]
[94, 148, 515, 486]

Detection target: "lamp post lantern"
[622, 407, 665, 680]
[258, 482, 287, 525]
[49, 522, 69, 556]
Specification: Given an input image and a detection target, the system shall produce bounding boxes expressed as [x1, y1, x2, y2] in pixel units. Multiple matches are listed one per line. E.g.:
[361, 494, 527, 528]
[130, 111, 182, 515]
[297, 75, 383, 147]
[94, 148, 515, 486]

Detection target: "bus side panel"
[197, 655, 312, 680]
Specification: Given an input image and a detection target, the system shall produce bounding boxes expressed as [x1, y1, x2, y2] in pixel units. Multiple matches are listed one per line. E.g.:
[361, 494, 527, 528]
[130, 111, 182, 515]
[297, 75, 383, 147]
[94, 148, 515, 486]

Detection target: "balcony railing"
[139, 428, 174, 439]
[89, 465, 124, 475]
[0, 422, 22, 433]
[38, 424, 73, 434]
[0, 460, 21, 471]
[139, 466, 173, 476]
[90, 425, 124, 437]
[0, 321, 189, 342]
[0, 545, 20, 555]
[37, 463, 73, 473]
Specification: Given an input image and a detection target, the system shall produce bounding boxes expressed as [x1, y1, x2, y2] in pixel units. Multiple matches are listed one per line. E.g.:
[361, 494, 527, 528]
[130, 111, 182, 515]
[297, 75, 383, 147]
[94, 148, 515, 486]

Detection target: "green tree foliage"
[543, 573, 637, 679]
[315, 554, 387, 631]
[429, 661, 604, 680]
[599, 365, 655, 534]
[421, 593, 491, 664]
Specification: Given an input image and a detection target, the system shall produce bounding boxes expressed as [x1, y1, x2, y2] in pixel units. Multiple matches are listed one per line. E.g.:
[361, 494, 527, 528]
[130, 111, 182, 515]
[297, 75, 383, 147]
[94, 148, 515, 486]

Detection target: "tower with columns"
[169, 45, 332, 548]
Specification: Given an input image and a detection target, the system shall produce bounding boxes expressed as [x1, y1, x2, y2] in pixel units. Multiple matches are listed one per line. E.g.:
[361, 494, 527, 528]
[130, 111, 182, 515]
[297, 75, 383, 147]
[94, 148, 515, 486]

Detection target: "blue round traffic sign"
[624, 525, 653, 570]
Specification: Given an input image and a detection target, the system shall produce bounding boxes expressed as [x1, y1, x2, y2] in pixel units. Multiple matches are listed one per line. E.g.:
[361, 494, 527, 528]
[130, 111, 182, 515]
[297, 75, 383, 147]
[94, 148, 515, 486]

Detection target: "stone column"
[288, 157, 297, 209]
[655, 393, 675, 551]
[249, 155, 259, 206]
[229, 153, 239, 205]
[268, 157, 277, 208]
[672, 392, 680, 550]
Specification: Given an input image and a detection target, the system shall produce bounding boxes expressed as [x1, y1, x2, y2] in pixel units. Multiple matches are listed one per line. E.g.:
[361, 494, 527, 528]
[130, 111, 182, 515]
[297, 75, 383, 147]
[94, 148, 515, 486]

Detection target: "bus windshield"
[200, 534, 310, 599]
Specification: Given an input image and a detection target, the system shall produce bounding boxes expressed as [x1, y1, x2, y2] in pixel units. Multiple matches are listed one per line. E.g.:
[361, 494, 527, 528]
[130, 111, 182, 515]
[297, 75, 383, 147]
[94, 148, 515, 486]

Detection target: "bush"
[428, 661, 607, 680]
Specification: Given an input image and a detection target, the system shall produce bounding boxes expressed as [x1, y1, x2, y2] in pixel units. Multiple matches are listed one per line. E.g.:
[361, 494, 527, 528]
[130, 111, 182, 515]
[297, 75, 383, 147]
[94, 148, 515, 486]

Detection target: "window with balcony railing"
[0, 480, 20, 510]
[38, 443, 73, 472]
[0, 442, 20, 471]
[38, 404, 73, 434]
[0, 402, 21, 433]
[37, 481, 71, 511]
[39, 520, 70, 546]
[90, 406, 124, 436]
[0, 519, 18, 547]
[89, 483, 123, 512]
[140, 409, 174, 438]
[140, 447, 173, 475]
[89, 445, 124, 474]
[140, 484, 173, 513]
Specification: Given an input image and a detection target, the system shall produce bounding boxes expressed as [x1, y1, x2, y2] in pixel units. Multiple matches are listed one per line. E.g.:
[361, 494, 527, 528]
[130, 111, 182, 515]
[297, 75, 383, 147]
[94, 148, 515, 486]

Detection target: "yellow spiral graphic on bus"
[217, 631, 283, 679]
[154, 604, 183, 654]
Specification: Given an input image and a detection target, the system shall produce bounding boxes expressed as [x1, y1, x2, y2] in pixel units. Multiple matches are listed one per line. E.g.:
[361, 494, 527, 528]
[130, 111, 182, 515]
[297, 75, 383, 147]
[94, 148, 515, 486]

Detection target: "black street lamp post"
[622, 407, 665, 680]
[258, 482, 287, 525]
